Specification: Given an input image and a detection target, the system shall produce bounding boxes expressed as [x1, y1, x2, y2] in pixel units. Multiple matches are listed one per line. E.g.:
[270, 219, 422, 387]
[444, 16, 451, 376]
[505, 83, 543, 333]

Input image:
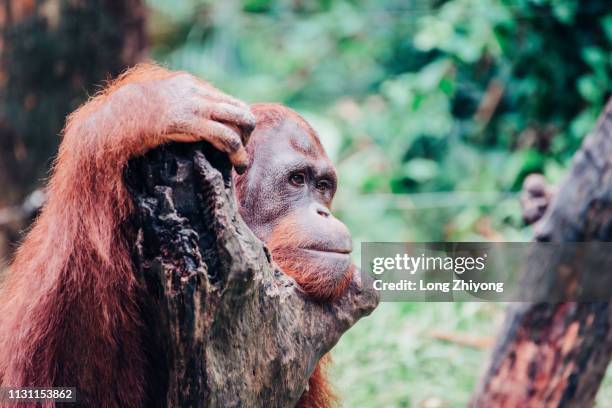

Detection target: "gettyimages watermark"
[361, 242, 612, 301]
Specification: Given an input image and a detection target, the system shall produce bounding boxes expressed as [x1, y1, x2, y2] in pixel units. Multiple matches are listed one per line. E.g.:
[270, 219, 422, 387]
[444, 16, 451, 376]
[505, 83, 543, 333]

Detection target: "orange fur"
[0, 64, 345, 408]
[297, 355, 338, 408]
[267, 216, 353, 302]
[250, 103, 320, 142]
[0, 63, 184, 407]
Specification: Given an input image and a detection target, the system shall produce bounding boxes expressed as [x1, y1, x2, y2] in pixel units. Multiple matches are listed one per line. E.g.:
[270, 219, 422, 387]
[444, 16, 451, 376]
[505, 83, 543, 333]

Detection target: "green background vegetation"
[146, 0, 612, 406]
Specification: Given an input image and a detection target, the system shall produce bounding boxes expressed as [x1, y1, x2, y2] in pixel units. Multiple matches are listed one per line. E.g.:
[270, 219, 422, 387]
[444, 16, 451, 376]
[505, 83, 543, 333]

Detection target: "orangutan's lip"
[301, 247, 352, 255]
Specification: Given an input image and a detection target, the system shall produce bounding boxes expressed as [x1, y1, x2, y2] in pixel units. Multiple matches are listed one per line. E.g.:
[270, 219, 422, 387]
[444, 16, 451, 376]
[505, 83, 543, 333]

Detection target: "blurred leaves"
[147, 0, 611, 244]
[145, 1, 612, 404]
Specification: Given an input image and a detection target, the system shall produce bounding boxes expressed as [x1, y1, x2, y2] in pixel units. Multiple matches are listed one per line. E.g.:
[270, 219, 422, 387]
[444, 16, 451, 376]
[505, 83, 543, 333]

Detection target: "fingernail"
[235, 163, 248, 174]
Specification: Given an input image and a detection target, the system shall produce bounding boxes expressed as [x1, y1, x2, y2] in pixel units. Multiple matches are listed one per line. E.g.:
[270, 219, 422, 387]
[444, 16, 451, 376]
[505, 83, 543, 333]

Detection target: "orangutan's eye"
[316, 179, 332, 193]
[289, 172, 306, 187]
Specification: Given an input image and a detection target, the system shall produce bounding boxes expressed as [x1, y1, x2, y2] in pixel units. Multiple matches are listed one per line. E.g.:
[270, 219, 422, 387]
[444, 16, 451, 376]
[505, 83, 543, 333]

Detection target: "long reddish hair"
[0, 64, 178, 407]
[0, 68, 343, 408]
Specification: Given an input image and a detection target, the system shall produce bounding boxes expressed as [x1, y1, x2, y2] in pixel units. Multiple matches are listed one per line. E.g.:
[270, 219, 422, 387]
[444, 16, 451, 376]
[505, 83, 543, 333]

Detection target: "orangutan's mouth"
[301, 247, 352, 256]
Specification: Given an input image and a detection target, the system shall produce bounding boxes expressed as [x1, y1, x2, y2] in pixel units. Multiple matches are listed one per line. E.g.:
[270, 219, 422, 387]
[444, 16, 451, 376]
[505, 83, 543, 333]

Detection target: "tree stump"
[125, 142, 379, 407]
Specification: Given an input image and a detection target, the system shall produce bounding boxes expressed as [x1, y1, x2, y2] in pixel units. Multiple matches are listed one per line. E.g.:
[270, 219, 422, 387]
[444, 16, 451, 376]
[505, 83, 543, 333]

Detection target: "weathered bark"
[471, 99, 612, 407]
[0, 0, 147, 205]
[125, 142, 379, 407]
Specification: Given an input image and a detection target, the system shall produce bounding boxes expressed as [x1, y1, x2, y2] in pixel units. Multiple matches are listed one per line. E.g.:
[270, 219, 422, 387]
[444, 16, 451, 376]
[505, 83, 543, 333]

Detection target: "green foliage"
[332, 302, 503, 407]
[146, 0, 612, 405]
[147, 0, 611, 243]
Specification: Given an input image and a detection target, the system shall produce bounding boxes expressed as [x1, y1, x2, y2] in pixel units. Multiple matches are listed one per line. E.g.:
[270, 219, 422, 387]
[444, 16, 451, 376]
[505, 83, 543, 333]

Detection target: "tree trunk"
[0, 0, 147, 206]
[0, 0, 147, 264]
[471, 99, 612, 407]
[125, 142, 379, 407]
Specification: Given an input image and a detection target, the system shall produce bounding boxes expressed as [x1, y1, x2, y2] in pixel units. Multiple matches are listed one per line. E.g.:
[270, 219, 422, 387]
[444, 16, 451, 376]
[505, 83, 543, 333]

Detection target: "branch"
[125, 142, 379, 406]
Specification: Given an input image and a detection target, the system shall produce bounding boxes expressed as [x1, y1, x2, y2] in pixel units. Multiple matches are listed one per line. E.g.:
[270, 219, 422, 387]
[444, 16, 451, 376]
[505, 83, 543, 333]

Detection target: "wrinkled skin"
[235, 104, 354, 302]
